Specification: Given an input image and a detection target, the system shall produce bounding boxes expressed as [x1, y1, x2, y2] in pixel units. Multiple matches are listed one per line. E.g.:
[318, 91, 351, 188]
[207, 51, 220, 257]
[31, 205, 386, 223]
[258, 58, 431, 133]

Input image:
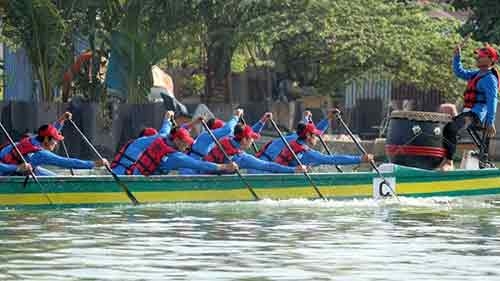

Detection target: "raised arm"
[159, 111, 174, 136]
[252, 112, 272, 134]
[453, 54, 478, 81]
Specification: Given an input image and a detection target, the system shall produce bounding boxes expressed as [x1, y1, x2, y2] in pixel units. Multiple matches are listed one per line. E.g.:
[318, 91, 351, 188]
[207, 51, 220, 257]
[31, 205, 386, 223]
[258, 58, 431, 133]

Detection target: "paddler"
[111, 111, 174, 172]
[253, 121, 373, 172]
[112, 124, 237, 176]
[179, 109, 273, 175]
[252, 110, 333, 166]
[203, 124, 307, 174]
[438, 42, 499, 171]
[0, 113, 109, 176]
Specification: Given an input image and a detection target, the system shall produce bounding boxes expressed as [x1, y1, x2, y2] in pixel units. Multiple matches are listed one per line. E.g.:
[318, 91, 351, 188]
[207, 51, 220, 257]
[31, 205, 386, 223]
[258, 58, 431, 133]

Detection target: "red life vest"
[275, 140, 307, 166]
[204, 138, 241, 164]
[463, 69, 499, 109]
[129, 137, 177, 176]
[1, 138, 42, 165]
[110, 140, 135, 170]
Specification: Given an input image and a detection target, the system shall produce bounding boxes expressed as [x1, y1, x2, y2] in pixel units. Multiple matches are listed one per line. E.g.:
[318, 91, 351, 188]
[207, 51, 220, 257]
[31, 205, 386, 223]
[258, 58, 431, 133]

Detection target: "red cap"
[171, 128, 194, 145]
[235, 125, 260, 140]
[298, 123, 322, 138]
[38, 124, 64, 141]
[140, 127, 158, 137]
[475, 45, 499, 62]
[210, 119, 225, 130]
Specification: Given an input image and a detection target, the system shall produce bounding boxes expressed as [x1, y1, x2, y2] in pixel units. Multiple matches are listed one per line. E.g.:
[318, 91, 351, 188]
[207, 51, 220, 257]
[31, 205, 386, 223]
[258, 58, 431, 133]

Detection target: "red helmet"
[139, 127, 158, 137]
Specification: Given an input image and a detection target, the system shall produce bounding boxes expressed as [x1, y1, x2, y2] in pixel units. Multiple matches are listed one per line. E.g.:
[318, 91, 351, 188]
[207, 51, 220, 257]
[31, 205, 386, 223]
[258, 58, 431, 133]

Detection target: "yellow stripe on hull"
[398, 177, 500, 195]
[1, 177, 500, 206]
[0, 184, 375, 206]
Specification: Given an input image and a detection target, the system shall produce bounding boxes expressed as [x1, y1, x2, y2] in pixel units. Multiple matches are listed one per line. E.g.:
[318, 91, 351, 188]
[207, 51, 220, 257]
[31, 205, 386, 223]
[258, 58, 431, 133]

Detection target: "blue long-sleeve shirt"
[0, 163, 19, 175]
[152, 152, 220, 175]
[289, 140, 361, 166]
[250, 140, 361, 174]
[158, 117, 172, 137]
[179, 117, 268, 175]
[207, 138, 297, 174]
[111, 120, 173, 175]
[112, 135, 220, 175]
[0, 119, 94, 176]
[453, 54, 499, 125]
[190, 116, 239, 157]
[0, 138, 95, 176]
[256, 118, 330, 162]
[179, 116, 241, 175]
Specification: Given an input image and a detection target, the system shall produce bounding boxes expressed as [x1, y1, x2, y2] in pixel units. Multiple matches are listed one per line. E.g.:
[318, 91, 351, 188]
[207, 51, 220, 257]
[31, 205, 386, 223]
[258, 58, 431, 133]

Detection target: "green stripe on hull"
[1, 165, 500, 208]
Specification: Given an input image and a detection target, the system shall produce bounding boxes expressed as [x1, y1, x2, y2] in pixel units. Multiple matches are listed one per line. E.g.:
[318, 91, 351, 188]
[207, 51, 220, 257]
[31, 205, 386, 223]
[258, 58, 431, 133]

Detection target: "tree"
[104, 0, 196, 103]
[2, 0, 70, 102]
[453, 0, 500, 44]
[249, 0, 471, 100]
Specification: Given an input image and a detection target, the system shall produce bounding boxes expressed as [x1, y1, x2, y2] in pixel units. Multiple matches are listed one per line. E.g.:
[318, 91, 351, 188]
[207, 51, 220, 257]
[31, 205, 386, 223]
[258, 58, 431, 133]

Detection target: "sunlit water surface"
[1, 197, 500, 281]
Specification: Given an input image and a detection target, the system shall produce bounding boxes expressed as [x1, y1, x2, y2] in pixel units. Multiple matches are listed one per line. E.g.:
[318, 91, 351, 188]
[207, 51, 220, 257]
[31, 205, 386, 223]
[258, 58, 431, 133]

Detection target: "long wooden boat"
[1, 164, 500, 208]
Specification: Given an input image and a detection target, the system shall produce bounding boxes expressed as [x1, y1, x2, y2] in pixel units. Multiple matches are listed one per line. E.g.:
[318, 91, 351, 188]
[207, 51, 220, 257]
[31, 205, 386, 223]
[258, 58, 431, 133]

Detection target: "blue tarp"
[4, 47, 35, 101]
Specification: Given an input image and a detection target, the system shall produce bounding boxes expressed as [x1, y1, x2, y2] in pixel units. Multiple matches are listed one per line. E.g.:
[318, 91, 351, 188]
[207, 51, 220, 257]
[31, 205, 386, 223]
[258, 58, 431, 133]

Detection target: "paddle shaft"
[304, 116, 342, 173]
[317, 135, 343, 173]
[0, 121, 52, 204]
[268, 119, 325, 200]
[200, 119, 259, 200]
[68, 119, 139, 205]
[61, 140, 75, 176]
[239, 116, 259, 154]
[335, 113, 399, 200]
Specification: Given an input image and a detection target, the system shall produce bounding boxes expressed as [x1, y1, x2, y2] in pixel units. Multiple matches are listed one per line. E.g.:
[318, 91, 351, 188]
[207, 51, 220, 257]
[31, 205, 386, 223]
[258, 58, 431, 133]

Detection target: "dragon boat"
[1, 164, 500, 208]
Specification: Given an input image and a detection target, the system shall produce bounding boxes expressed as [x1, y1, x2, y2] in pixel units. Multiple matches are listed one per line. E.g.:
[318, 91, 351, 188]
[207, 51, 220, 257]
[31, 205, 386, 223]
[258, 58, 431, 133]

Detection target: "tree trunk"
[204, 39, 233, 105]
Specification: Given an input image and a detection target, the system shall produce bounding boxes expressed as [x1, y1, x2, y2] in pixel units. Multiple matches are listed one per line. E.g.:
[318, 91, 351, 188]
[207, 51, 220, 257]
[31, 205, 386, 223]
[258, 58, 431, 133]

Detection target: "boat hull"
[1, 165, 500, 207]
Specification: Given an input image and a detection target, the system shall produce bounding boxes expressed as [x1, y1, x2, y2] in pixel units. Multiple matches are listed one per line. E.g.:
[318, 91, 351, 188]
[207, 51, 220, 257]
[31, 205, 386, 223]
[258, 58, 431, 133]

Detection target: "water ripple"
[1, 197, 500, 280]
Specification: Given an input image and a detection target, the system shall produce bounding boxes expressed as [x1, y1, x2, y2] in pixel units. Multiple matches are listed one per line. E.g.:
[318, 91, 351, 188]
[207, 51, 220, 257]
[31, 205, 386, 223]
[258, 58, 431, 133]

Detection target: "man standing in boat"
[438, 42, 499, 171]
[203, 124, 307, 174]
[0, 113, 109, 176]
[253, 122, 372, 172]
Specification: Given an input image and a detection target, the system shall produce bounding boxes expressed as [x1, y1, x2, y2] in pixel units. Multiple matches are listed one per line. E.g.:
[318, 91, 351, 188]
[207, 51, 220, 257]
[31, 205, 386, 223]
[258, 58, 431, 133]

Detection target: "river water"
[1, 197, 500, 281]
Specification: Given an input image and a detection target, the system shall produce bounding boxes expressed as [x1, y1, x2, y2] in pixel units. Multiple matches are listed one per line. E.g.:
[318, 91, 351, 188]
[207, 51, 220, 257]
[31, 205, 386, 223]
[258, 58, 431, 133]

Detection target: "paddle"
[305, 115, 343, 173]
[0, 121, 52, 204]
[68, 119, 139, 205]
[239, 115, 259, 154]
[199, 119, 259, 200]
[317, 135, 343, 173]
[268, 118, 325, 200]
[333, 110, 399, 201]
[61, 140, 75, 176]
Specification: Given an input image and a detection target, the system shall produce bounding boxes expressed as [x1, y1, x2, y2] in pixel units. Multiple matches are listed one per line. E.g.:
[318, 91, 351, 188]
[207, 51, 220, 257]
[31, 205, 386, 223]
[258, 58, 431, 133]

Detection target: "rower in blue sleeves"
[203, 124, 307, 174]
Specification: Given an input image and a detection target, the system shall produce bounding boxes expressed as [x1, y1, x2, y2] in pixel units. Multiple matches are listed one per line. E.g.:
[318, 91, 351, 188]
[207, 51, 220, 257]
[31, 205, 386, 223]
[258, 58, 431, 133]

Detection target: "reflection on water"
[1, 197, 500, 281]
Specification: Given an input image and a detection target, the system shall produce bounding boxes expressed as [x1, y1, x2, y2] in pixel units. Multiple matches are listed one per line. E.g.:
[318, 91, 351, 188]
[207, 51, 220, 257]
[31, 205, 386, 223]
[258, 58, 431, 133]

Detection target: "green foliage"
[2, 0, 488, 103]
[2, 0, 71, 101]
[322, 0, 464, 98]
[247, 0, 469, 99]
[453, 0, 500, 44]
[184, 73, 206, 96]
